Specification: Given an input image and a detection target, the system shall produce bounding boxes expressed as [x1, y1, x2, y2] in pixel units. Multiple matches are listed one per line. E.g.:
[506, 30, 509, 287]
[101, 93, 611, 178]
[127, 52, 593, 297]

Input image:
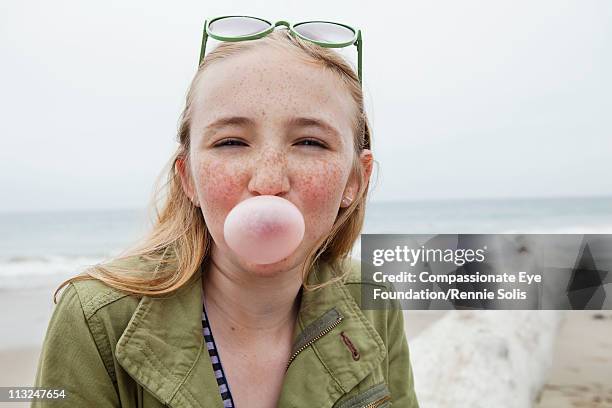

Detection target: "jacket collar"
[115, 258, 386, 408]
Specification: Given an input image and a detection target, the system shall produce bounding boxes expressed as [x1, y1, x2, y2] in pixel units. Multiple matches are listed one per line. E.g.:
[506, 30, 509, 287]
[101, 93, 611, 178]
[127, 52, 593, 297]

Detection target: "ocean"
[1, 196, 611, 290]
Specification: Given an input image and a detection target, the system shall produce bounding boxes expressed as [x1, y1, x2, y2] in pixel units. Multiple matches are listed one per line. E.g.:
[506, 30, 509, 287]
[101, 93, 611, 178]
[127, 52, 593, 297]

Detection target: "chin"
[238, 252, 306, 279]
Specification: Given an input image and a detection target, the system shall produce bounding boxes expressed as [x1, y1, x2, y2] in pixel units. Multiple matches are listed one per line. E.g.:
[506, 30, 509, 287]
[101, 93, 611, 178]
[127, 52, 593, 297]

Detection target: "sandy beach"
[534, 311, 612, 407]
[1, 288, 610, 407]
[0, 287, 54, 408]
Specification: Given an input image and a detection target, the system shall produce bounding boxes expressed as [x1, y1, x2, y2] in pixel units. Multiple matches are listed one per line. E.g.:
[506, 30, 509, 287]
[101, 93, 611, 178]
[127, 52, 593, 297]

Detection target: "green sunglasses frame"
[198, 16, 363, 83]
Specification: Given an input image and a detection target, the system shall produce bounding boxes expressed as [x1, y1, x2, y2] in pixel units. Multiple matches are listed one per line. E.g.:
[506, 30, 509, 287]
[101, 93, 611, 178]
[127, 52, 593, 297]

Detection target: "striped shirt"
[202, 298, 236, 407]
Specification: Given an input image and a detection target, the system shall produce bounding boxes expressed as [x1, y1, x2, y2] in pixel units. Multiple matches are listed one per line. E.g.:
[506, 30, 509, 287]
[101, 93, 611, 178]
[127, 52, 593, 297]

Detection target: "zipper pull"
[339, 331, 361, 361]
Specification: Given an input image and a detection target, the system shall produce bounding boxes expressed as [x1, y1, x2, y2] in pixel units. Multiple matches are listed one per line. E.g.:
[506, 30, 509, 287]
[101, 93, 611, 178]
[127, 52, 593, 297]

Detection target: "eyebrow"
[203, 116, 256, 133]
[285, 117, 342, 138]
[201, 115, 342, 140]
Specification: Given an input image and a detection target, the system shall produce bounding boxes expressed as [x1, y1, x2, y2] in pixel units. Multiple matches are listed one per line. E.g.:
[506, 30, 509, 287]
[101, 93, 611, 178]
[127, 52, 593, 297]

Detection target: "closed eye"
[214, 138, 247, 147]
[296, 139, 326, 148]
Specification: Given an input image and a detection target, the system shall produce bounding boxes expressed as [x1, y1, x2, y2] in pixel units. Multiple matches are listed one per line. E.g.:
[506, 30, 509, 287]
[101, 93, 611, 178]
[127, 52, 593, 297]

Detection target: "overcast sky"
[1, 0, 610, 212]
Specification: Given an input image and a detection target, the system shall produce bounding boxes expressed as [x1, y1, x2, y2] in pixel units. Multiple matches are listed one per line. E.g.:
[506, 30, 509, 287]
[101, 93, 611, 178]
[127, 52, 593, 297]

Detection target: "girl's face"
[178, 45, 372, 277]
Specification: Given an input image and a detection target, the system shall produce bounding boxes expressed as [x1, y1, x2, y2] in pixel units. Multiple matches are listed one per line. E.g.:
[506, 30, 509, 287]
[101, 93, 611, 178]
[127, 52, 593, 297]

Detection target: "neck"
[202, 251, 304, 347]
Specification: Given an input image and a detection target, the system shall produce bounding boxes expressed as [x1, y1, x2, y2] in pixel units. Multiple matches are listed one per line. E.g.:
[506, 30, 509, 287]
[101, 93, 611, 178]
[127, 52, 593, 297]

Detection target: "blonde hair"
[54, 29, 373, 302]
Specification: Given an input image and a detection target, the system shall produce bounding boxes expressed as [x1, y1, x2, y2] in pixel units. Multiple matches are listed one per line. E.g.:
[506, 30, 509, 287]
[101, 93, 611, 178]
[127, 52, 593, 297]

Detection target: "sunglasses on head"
[198, 16, 363, 84]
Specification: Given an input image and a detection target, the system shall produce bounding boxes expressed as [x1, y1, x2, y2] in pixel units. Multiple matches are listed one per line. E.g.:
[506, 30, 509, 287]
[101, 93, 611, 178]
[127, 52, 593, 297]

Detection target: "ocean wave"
[0, 255, 107, 290]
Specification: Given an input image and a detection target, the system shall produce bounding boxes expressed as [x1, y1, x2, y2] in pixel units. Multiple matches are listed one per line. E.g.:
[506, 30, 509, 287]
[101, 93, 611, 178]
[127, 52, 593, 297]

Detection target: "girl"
[34, 20, 419, 408]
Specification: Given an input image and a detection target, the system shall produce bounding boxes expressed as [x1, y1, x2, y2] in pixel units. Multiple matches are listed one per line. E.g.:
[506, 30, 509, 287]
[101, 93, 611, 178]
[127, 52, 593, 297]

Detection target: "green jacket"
[34, 257, 419, 407]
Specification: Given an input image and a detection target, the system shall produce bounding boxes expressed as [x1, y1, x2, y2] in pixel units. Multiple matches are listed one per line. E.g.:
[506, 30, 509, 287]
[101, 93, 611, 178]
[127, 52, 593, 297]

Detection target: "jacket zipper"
[286, 315, 344, 370]
[362, 395, 391, 408]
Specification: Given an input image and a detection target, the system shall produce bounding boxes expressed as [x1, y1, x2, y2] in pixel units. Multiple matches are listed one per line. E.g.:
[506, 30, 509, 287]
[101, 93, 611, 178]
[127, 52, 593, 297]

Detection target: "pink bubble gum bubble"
[223, 195, 305, 265]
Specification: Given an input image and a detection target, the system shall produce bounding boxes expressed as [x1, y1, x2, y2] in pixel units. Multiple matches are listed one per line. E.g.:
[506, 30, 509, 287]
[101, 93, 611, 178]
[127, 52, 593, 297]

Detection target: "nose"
[247, 149, 290, 197]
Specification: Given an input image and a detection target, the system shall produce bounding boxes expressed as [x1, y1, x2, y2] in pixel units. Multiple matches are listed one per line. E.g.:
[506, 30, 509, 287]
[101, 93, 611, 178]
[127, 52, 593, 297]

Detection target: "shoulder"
[54, 260, 144, 342]
[66, 278, 137, 319]
[52, 279, 140, 357]
[37, 264, 147, 396]
[46, 263, 145, 382]
[64, 278, 130, 318]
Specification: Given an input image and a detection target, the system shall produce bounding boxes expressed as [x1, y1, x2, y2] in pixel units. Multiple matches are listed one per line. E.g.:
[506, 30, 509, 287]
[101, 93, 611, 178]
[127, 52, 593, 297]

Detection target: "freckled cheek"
[192, 158, 249, 225]
[294, 162, 347, 229]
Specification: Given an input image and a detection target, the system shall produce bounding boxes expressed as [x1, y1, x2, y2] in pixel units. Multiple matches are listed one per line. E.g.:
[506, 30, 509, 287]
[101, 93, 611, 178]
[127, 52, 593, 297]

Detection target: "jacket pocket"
[334, 382, 392, 408]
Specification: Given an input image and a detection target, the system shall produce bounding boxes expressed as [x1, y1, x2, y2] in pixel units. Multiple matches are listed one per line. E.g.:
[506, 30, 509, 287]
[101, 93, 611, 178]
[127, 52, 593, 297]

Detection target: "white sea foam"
[0, 255, 107, 290]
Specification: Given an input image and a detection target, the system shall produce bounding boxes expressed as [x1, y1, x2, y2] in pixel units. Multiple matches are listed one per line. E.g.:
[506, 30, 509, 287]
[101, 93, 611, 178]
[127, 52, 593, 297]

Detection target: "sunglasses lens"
[208, 16, 271, 37]
[293, 22, 356, 44]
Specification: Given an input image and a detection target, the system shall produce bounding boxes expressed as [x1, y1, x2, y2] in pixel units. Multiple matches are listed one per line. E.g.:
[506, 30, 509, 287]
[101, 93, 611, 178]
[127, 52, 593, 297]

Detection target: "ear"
[175, 155, 200, 207]
[341, 149, 373, 208]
